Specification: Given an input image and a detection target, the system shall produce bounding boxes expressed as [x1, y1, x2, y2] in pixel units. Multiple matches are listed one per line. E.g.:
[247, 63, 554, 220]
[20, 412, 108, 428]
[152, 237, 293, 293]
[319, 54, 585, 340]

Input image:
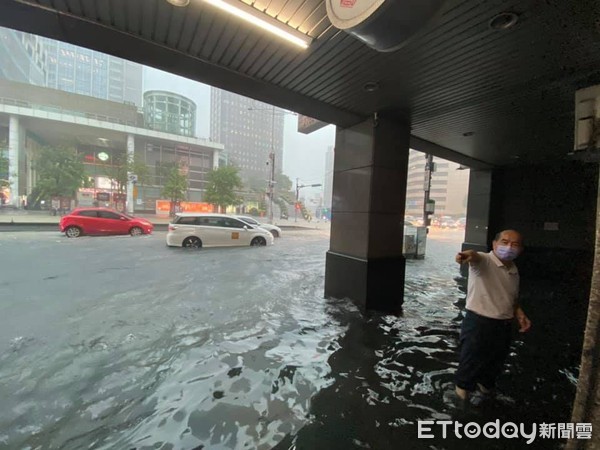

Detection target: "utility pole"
[295, 178, 322, 222]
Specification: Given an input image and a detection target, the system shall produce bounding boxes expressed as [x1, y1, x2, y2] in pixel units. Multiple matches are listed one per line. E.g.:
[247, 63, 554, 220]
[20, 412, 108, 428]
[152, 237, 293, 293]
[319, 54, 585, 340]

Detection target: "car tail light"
[168, 225, 176, 231]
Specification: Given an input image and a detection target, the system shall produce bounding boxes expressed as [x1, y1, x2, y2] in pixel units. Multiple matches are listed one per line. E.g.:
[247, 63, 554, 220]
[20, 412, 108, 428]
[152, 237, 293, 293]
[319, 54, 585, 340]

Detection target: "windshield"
[239, 217, 259, 225]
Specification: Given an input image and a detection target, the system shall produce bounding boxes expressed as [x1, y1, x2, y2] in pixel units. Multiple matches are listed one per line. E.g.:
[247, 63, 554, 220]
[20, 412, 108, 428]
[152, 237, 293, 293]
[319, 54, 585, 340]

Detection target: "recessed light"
[462, 131, 475, 137]
[489, 12, 519, 30]
[363, 81, 379, 92]
[166, 0, 190, 6]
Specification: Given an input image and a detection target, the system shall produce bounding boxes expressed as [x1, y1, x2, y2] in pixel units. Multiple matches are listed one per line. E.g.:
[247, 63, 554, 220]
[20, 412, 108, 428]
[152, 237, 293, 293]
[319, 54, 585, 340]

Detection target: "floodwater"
[0, 228, 587, 449]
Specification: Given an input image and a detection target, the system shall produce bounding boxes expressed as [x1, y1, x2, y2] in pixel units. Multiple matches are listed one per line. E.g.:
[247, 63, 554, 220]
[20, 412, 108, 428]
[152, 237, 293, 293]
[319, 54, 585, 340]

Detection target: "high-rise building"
[405, 149, 469, 218]
[0, 26, 143, 107]
[44, 40, 142, 106]
[210, 88, 284, 184]
[0, 27, 47, 86]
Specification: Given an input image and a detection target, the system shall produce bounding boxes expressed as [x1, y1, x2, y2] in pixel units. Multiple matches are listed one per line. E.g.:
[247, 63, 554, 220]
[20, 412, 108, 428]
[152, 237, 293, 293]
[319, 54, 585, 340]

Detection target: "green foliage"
[275, 173, 293, 194]
[161, 167, 188, 203]
[0, 155, 8, 189]
[204, 166, 243, 210]
[0, 140, 9, 189]
[33, 146, 87, 200]
[102, 153, 150, 193]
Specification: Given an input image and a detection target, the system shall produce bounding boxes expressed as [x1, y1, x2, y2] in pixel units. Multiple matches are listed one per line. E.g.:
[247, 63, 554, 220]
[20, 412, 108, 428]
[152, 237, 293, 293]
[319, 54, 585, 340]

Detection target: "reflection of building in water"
[0, 79, 222, 211]
[405, 149, 470, 218]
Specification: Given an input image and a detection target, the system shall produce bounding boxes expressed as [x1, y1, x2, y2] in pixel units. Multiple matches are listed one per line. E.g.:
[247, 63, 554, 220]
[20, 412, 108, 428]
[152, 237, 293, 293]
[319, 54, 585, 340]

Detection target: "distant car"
[59, 208, 153, 238]
[166, 213, 274, 248]
[236, 215, 282, 238]
[440, 216, 456, 228]
[455, 217, 467, 228]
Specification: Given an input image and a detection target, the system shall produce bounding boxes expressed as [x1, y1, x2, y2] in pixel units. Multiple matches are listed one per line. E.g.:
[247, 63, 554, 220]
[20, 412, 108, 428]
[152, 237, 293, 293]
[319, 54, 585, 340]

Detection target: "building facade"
[0, 26, 143, 106]
[143, 91, 196, 137]
[405, 149, 469, 219]
[0, 79, 221, 211]
[0, 26, 47, 86]
[210, 88, 284, 184]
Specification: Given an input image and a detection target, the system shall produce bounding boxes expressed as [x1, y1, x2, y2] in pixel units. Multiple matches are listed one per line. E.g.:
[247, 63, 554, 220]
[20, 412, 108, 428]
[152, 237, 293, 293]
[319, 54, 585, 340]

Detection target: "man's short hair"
[494, 230, 524, 246]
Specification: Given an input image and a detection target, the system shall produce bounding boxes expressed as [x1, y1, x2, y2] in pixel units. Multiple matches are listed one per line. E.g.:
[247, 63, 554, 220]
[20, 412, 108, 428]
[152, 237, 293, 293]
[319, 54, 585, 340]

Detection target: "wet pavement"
[0, 229, 587, 449]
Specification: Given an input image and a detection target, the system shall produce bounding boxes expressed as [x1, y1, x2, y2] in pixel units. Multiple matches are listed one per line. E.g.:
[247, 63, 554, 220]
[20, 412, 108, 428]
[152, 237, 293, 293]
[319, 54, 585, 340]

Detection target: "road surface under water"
[0, 228, 586, 449]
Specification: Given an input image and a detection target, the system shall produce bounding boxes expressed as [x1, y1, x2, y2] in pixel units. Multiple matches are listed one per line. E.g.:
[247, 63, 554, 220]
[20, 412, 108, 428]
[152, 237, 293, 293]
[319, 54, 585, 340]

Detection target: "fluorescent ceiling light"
[166, 0, 191, 6]
[203, 0, 311, 49]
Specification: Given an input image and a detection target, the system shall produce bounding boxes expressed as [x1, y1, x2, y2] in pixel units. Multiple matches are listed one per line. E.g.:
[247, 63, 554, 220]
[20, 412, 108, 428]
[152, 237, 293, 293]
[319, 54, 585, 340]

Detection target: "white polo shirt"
[466, 251, 519, 320]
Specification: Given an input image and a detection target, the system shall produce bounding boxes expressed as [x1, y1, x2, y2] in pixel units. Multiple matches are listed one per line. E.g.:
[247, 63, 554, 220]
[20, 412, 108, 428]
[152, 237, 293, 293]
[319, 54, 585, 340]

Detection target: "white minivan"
[166, 213, 274, 248]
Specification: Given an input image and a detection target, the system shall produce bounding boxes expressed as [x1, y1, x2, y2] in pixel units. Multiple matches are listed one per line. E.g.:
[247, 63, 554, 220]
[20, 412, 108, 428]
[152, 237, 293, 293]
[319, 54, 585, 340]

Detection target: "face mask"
[495, 245, 519, 261]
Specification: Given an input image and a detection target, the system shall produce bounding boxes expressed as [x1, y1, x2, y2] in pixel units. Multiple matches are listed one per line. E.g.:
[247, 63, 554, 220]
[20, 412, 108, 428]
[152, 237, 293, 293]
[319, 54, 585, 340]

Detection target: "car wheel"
[270, 230, 280, 238]
[130, 226, 143, 236]
[182, 236, 202, 248]
[65, 226, 82, 238]
[251, 237, 267, 247]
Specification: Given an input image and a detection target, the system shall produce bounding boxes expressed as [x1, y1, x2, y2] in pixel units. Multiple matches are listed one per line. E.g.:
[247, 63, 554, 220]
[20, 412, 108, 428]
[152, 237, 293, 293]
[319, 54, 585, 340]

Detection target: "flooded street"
[0, 228, 586, 449]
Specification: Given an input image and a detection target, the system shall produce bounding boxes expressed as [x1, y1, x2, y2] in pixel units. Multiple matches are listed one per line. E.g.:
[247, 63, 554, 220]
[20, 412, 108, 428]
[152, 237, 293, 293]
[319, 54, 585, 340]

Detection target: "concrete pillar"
[213, 150, 220, 170]
[324, 112, 410, 313]
[8, 115, 20, 207]
[126, 134, 134, 214]
[460, 169, 494, 276]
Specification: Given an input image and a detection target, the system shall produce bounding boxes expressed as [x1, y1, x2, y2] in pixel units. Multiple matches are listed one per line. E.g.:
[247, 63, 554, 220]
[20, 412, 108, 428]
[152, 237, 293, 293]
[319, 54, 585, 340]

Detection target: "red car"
[59, 207, 154, 238]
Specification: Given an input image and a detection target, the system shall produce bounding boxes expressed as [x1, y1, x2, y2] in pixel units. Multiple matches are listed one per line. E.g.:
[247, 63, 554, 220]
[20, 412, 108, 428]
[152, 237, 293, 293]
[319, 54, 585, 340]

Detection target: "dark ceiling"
[1, 0, 600, 168]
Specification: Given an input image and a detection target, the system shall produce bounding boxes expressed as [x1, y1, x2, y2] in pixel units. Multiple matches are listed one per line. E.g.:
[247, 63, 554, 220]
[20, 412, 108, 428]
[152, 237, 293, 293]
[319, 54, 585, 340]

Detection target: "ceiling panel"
[1, 0, 599, 167]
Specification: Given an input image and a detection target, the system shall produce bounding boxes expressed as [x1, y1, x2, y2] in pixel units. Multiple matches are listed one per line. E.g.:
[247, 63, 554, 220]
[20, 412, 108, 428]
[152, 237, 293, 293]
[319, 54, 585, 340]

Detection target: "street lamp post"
[295, 178, 322, 222]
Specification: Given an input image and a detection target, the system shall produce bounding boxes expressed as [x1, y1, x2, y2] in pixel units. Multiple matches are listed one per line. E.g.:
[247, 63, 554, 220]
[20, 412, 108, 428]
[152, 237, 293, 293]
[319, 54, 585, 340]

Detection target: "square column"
[324, 112, 410, 313]
[460, 169, 494, 275]
[9, 115, 20, 207]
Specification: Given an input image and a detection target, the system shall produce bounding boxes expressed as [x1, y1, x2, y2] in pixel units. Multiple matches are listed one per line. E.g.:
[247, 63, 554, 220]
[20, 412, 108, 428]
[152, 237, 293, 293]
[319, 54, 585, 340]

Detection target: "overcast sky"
[143, 67, 335, 198]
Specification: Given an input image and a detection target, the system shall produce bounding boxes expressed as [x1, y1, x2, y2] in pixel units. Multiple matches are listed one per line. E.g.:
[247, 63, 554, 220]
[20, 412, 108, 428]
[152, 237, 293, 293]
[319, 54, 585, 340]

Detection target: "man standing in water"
[454, 229, 532, 400]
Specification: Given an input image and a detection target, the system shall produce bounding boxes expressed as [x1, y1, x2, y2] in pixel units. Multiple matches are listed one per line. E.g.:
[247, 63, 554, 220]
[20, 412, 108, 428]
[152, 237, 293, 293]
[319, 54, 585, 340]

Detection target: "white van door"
[215, 217, 251, 246]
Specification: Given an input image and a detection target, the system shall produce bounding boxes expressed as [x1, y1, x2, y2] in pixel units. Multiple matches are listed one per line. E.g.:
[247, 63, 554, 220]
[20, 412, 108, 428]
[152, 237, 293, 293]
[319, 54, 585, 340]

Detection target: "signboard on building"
[156, 200, 214, 216]
[297, 114, 328, 134]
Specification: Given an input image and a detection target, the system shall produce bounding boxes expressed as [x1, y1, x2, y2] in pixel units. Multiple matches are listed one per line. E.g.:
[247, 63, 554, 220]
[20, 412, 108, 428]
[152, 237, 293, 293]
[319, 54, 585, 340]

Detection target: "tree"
[0, 155, 8, 189]
[161, 167, 188, 216]
[204, 166, 243, 212]
[32, 146, 88, 204]
[0, 139, 9, 190]
[102, 153, 150, 195]
[275, 173, 293, 194]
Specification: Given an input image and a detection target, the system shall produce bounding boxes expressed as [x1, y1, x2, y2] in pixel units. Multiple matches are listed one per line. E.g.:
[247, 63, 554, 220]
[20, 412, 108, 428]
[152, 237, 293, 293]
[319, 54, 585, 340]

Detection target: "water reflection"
[284, 232, 586, 450]
[0, 230, 587, 449]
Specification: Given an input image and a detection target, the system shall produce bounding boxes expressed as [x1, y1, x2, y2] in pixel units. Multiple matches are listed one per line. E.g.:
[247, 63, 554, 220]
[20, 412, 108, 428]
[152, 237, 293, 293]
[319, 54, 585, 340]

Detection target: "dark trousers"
[455, 310, 513, 391]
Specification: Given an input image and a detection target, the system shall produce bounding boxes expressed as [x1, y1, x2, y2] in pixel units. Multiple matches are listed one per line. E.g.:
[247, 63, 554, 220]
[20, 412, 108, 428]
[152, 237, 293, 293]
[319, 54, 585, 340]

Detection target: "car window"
[98, 211, 122, 220]
[219, 218, 245, 229]
[77, 210, 98, 217]
[197, 217, 221, 226]
[176, 216, 198, 225]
